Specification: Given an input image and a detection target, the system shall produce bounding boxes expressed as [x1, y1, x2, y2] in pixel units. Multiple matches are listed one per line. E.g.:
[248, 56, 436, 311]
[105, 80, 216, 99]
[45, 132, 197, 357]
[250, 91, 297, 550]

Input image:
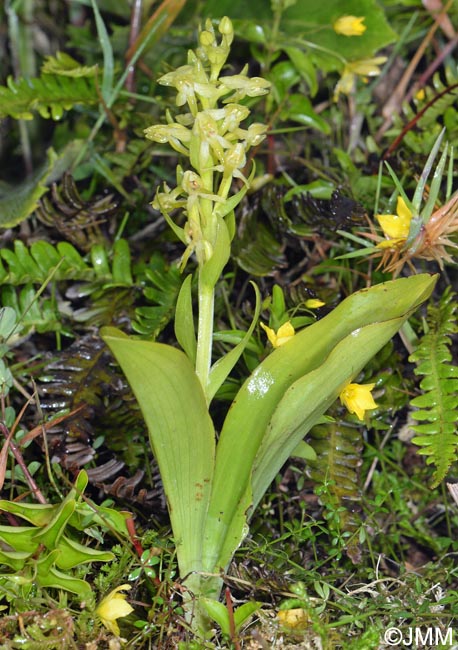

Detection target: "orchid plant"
[101, 17, 436, 635]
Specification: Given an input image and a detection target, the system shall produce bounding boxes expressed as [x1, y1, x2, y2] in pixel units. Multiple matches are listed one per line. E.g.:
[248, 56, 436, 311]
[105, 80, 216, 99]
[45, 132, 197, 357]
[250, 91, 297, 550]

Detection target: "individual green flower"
[376, 196, 412, 247]
[158, 64, 200, 113]
[261, 321, 295, 348]
[220, 69, 271, 102]
[333, 15, 366, 37]
[235, 122, 268, 148]
[192, 111, 231, 166]
[144, 122, 191, 156]
[339, 383, 377, 421]
[96, 584, 134, 636]
[218, 103, 251, 135]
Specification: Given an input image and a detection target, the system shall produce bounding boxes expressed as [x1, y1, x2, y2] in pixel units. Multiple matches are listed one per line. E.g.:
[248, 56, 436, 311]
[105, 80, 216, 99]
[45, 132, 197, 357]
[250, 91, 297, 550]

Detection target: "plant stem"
[195, 276, 214, 400]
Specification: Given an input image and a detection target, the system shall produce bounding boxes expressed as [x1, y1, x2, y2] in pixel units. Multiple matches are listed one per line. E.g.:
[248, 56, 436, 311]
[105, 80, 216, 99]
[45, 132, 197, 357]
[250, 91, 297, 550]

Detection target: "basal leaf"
[202, 274, 436, 573]
[101, 328, 215, 591]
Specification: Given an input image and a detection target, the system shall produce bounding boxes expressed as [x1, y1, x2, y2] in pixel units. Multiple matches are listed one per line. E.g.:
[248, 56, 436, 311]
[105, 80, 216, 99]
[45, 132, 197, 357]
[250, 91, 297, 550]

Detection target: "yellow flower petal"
[333, 15, 366, 37]
[260, 321, 295, 348]
[376, 197, 412, 240]
[339, 383, 377, 421]
[96, 584, 134, 637]
[305, 298, 325, 309]
[395, 196, 412, 222]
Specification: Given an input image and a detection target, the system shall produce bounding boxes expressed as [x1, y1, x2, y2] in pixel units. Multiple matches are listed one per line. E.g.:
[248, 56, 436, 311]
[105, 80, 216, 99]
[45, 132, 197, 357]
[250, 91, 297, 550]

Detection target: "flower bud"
[218, 16, 233, 36]
[199, 30, 214, 47]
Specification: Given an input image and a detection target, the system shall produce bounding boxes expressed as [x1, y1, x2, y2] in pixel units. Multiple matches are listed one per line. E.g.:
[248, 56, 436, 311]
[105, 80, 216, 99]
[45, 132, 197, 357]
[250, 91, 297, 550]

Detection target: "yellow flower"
[96, 584, 134, 636]
[376, 196, 412, 247]
[305, 298, 325, 309]
[278, 607, 311, 629]
[334, 56, 387, 100]
[339, 383, 378, 421]
[261, 321, 295, 348]
[333, 15, 367, 37]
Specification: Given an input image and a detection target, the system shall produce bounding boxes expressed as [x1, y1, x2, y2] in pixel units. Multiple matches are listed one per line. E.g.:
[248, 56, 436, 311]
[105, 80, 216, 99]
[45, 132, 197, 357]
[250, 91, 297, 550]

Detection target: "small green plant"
[0, 470, 129, 604]
[101, 16, 436, 635]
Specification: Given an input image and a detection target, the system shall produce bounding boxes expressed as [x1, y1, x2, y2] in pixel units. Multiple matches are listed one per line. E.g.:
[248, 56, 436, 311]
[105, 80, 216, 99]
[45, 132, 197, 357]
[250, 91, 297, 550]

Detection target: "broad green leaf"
[55, 536, 114, 570]
[70, 503, 131, 537]
[202, 274, 436, 572]
[200, 597, 231, 636]
[284, 46, 318, 96]
[0, 152, 55, 228]
[281, 0, 397, 69]
[0, 549, 30, 572]
[0, 501, 54, 527]
[200, 215, 231, 290]
[33, 499, 75, 548]
[0, 142, 85, 228]
[36, 550, 93, 601]
[207, 282, 261, 403]
[101, 328, 215, 589]
[175, 274, 197, 362]
[111, 239, 133, 285]
[202, 0, 397, 72]
[233, 601, 262, 632]
[281, 94, 330, 134]
[0, 525, 39, 553]
[290, 440, 317, 461]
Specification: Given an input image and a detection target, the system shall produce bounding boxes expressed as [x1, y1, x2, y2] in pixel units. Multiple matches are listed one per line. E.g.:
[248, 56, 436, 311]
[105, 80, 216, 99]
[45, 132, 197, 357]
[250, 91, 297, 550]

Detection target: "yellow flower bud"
[305, 298, 325, 309]
[219, 16, 233, 37]
[333, 15, 366, 37]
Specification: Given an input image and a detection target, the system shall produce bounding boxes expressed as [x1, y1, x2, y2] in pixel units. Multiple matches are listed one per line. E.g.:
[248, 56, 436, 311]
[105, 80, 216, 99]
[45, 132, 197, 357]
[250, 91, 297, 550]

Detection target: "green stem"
[196, 276, 214, 400]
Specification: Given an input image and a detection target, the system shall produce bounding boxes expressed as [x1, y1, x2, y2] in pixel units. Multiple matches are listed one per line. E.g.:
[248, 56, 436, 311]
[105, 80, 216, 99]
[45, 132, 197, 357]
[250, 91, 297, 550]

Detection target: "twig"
[126, 0, 143, 93]
[225, 587, 241, 650]
[376, 0, 452, 141]
[0, 422, 47, 504]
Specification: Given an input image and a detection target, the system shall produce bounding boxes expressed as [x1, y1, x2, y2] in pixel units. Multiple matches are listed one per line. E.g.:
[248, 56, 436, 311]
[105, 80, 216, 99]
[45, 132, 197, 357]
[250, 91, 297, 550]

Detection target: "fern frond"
[409, 288, 458, 487]
[306, 419, 363, 561]
[0, 239, 133, 286]
[132, 253, 184, 338]
[0, 73, 97, 120]
[38, 335, 162, 510]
